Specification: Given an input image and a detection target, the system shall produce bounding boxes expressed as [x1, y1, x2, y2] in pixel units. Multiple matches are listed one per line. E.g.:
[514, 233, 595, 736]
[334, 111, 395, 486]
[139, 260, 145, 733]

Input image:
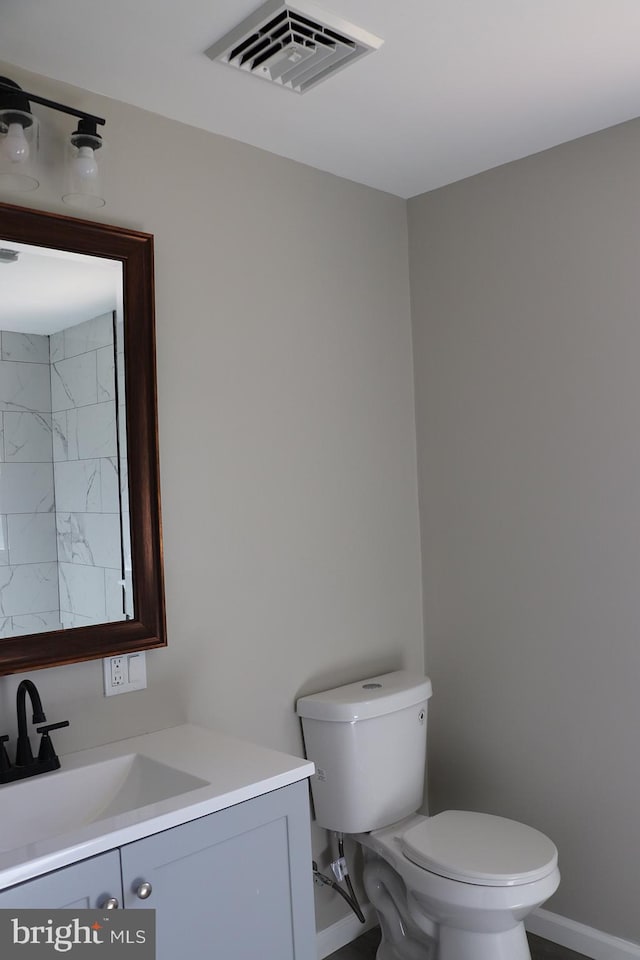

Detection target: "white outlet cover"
[103, 653, 147, 697]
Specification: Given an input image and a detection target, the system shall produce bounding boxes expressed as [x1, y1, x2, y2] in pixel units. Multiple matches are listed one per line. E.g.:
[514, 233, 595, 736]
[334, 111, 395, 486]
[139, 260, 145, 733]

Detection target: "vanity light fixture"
[0, 77, 107, 208]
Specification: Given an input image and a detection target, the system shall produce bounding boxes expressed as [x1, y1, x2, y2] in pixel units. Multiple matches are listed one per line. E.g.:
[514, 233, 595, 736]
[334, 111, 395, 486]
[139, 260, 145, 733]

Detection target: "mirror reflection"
[0, 240, 132, 639]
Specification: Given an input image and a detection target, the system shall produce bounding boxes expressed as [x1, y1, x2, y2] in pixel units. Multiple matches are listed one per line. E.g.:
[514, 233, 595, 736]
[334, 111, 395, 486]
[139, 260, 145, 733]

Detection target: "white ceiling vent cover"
[205, 0, 383, 94]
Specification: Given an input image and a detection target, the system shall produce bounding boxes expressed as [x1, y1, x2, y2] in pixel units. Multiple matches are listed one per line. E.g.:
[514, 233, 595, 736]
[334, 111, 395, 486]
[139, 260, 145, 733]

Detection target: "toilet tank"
[296, 670, 432, 834]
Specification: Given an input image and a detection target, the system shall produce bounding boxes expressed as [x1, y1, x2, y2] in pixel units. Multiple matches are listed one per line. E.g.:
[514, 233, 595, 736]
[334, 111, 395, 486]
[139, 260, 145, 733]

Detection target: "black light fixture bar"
[0, 78, 105, 127]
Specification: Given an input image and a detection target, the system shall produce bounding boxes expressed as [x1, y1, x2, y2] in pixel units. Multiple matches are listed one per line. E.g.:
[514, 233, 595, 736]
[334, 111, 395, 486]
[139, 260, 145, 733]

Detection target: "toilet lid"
[400, 811, 558, 887]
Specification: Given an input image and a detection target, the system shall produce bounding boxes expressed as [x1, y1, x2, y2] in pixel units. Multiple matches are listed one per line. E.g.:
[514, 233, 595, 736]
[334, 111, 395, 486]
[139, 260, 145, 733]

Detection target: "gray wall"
[409, 119, 640, 942]
[0, 63, 424, 933]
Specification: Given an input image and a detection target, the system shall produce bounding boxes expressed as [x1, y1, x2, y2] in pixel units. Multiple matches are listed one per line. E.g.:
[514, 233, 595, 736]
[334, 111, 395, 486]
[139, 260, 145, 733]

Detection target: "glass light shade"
[0, 110, 39, 192]
[62, 132, 106, 209]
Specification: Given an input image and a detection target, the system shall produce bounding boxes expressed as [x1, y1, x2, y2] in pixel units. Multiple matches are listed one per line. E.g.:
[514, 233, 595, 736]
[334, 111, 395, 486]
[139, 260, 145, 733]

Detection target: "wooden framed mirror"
[0, 201, 165, 675]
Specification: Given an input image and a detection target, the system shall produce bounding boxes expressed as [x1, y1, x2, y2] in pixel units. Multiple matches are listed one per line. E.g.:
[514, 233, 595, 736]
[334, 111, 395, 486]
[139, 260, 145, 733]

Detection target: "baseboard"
[316, 905, 376, 959]
[317, 904, 640, 960]
[526, 907, 640, 960]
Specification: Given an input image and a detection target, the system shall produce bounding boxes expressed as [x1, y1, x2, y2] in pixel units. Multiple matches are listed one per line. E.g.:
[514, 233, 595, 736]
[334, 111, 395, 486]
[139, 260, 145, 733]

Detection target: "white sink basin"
[0, 754, 209, 854]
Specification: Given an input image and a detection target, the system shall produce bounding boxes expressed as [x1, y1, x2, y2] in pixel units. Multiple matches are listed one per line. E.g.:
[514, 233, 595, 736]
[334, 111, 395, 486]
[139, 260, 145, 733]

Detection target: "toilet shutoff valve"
[331, 856, 348, 882]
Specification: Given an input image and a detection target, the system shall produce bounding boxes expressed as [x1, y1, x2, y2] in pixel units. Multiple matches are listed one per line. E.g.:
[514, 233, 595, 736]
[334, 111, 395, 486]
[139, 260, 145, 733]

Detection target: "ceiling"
[2, 0, 640, 198]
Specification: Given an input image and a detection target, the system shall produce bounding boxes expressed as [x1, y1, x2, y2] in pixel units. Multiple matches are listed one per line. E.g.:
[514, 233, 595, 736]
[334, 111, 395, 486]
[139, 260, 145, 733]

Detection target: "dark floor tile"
[528, 932, 590, 960]
[327, 927, 590, 960]
[327, 927, 380, 959]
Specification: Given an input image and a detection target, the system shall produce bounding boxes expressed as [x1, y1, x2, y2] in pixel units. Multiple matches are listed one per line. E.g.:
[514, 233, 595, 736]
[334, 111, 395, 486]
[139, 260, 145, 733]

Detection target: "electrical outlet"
[110, 657, 125, 687]
[103, 652, 147, 696]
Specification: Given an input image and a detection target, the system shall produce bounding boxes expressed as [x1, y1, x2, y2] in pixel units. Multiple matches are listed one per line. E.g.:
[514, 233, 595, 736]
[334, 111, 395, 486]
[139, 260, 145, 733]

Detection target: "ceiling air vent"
[205, 0, 383, 94]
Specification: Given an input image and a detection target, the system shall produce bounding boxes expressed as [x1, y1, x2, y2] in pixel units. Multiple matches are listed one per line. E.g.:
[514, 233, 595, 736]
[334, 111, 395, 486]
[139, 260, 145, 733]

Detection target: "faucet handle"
[36, 721, 69, 764]
[36, 721, 70, 735]
[0, 735, 11, 775]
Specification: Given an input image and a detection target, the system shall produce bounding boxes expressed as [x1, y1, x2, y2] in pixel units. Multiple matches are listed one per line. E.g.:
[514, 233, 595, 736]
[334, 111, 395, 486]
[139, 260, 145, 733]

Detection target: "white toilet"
[296, 670, 560, 960]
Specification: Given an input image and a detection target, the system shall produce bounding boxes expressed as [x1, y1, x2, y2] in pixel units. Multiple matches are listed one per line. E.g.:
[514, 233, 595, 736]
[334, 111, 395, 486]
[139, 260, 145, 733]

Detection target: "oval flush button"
[362, 682, 382, 689]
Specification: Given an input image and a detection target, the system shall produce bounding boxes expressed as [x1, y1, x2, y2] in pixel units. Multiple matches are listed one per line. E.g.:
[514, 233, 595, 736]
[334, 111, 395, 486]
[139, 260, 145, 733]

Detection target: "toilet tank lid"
[296, 670, 432, 722]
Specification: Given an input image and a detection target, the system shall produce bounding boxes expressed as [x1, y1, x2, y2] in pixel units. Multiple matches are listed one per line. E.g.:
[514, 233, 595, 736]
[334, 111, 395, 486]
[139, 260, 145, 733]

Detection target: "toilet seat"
[400, 810, 558, 886]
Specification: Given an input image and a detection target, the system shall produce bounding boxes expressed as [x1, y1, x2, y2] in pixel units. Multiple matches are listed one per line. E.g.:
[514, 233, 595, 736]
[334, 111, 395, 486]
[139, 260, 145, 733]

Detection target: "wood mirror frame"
[0, 201, 166, 675]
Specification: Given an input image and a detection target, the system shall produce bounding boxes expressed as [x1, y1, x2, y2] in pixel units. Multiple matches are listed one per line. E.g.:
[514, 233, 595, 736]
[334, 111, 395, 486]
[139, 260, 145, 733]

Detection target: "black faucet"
[0, 679, 69, 784]
[16, 679, 46, 766]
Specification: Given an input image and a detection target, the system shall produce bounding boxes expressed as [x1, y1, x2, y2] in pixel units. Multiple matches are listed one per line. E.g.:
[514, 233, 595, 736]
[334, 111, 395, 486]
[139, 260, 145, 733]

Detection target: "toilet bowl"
[296, 670, 560, 960]
[359, 811, 559, 960]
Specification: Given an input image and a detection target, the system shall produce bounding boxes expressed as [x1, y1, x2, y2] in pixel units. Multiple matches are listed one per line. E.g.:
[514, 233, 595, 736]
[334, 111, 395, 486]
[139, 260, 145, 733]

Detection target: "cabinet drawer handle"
[135, 881, 153, 900]
[101, 897, 119, 909]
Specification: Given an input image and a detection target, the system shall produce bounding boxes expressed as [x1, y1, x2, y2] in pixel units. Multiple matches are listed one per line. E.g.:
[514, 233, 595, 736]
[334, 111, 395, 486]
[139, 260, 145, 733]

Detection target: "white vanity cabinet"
[0, 781, 316, 959]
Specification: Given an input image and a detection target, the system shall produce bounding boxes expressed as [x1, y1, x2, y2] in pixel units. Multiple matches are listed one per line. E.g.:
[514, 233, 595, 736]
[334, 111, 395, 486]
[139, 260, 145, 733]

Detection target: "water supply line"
[336, 833, 365, 923]
[312, 832, 366, 924]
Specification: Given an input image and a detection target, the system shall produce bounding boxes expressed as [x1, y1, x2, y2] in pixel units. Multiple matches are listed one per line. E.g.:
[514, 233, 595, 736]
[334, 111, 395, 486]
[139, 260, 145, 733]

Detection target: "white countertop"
[0, 724, 314, 890]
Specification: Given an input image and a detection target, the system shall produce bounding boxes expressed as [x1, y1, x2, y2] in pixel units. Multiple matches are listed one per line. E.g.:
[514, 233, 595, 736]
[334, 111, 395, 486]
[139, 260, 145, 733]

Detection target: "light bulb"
[73, 145, 98, 181]
[2, 122, 29, 163]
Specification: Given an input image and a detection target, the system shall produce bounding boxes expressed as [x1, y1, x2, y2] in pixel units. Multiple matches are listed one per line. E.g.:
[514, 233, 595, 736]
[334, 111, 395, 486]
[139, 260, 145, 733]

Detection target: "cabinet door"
[0, 851, 122, 909]
[121, 780, 316, 960]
